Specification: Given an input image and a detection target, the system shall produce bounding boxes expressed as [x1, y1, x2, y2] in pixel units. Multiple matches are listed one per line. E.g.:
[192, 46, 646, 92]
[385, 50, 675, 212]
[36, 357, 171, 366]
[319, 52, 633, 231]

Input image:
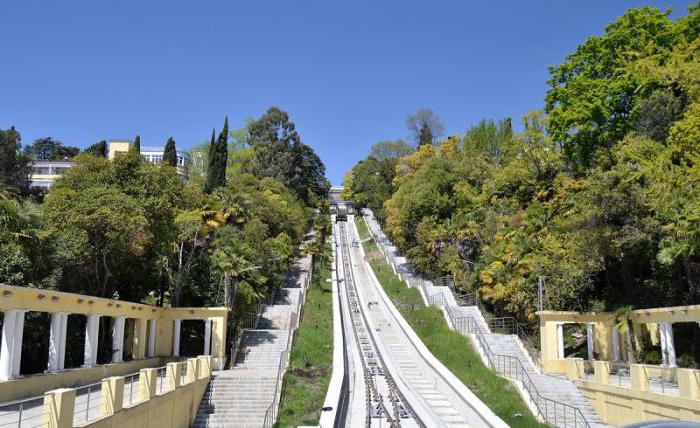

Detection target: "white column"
[114, 317, 125, 362]
[11, 311, 25, 377]
[611, 326, 621, 361]
[0, 310, 18, 380]
[84, 314, 100, 367]
[556, 323, 565, 359]
[112, 316, 126, 363]
[664, 322, 676, 367]
[659, 322, 668, 366]
[203, 319, 212, 356]
[148, 319, 156, 357]
[586, 323, 595, 361]
[48, 313, 63, 372]
[58, 313, 68, 370]
[172, 319, 181, 357]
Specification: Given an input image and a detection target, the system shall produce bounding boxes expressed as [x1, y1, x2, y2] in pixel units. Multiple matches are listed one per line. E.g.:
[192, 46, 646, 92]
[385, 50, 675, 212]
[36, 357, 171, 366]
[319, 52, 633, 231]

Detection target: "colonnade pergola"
[539, 304, 700, 372]
[0, 284, 227, 393]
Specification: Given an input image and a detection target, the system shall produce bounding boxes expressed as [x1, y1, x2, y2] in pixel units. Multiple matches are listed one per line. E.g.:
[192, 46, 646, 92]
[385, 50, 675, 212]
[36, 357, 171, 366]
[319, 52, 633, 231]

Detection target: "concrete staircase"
[361, 209, 608, 428]
[193, 257, 310, 428]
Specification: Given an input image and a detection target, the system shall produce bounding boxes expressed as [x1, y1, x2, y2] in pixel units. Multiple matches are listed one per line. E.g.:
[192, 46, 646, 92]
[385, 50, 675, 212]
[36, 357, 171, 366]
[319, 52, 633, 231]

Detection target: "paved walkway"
[193, 254, 311, 428]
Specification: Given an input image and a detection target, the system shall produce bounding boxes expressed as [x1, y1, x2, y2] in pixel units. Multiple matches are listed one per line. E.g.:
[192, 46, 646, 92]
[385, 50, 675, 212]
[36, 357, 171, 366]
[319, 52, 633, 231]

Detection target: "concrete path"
[193, 255, 311, 428]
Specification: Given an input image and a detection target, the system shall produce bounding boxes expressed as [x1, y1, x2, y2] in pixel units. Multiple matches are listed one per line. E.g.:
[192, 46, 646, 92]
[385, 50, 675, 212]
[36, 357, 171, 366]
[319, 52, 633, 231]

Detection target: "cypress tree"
[205, 117, 229, 193]
[162, 137, 177, 166]
[132, 135, 141, 153]
[418, 122, 433, 146]
[204, 128, 217, 193]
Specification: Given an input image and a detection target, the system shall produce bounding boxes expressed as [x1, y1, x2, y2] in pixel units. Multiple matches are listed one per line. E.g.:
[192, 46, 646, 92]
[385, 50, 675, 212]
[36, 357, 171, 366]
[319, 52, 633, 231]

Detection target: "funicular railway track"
[337, 221, 427, 428]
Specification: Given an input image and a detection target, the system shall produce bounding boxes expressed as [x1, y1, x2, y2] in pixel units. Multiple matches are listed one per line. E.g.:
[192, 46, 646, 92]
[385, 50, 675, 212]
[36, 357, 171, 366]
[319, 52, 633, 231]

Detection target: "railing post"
[42, 388, 75, 428]
[566, 358, 584, 381]
[593, 360, 610, 384]
[166, 362, 181, 391]
[197, 355, 212, 379]
[100, 376, 124, 416]
[677, 368, 700, 400]
[186, 358, 198, 384]
[139, 368, 158, 400]
[630, 364, 649, 391]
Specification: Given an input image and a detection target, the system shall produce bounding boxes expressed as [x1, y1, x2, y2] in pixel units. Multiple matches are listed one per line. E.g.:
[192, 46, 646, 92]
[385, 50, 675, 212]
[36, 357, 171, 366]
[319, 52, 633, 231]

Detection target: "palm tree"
[614, 305, 638, 363]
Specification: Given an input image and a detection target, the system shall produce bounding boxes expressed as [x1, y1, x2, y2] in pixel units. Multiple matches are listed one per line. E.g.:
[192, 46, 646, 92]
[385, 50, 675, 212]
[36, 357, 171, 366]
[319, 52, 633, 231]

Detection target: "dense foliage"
[344, 4, 700, 328]
[0, 107, 327, 319]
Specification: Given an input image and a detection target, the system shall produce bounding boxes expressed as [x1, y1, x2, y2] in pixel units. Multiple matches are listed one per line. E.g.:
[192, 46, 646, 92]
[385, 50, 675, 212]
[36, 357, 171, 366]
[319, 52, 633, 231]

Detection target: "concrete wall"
[83, 377, 209, 428]
[0, 358, 166, 403]
[575, 380, 700, 425]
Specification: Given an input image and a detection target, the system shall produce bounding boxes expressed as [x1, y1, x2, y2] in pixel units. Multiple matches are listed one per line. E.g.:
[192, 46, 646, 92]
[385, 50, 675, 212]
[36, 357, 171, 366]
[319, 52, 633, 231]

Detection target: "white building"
[28, 139, 190, 191]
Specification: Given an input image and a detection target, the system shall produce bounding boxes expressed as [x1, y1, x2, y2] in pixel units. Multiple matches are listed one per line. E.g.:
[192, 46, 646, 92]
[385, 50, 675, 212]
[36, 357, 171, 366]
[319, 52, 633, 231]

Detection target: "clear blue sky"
[1, 0, 694, 184]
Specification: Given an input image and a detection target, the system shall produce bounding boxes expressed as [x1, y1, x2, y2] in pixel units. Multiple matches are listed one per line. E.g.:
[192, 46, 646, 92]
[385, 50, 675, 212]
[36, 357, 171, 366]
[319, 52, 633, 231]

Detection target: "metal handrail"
[486, 316, 541, 366]
[0, 395, 45, 428]
[449, 313, 591, 428]
[261, 310, 298, 428]
[363, 211, 590, 428]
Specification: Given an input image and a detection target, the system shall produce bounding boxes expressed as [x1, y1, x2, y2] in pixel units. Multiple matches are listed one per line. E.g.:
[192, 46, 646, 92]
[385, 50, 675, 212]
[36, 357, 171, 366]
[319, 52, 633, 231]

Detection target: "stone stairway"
[361, 209, 608, 427]
[193, 257, 310, 428]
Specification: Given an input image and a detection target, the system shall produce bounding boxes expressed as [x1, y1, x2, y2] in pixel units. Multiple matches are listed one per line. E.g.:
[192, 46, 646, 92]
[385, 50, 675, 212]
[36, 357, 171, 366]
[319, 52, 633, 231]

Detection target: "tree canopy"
[245, 107, 330, 206]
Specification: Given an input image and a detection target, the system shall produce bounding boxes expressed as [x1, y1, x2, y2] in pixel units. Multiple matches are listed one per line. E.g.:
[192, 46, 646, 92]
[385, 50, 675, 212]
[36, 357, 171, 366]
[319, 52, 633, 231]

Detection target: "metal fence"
[0, 396, 46, 428]
[447, 311, 591, 428]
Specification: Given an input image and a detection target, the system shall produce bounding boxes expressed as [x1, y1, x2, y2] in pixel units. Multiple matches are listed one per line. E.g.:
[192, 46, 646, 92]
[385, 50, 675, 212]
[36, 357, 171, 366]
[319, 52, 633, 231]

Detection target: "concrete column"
[42, 388, 76, 428]
[0, 310, 18, 380]
[166, 362, 181, 391]
[664, 322, 677, 367]
[677, 368, 700, 400]
[556, 323, 565, 359]
[631, 364, 649, 391]
[203, 318, 212, 356]
[147, 319, 156, 357]
[139, 368, 157, 401]
[172, 319, 181, 357]
[58, 313, 68, 370]
[132, 318, 147, 360]
[186, 358, 198, 384]
[659, 322, 668, 366]
[611, 326, 621, 361]
[48, 313, 67, 372]
[11, 310, 25, 377]
[197, 356, 212, 379]
[84, 314, 100, 367]
[593, 360, 610, 384]
[112, 316, 126, 363]
[565, 357, 584, 380]
[586, 323, 595, 361]
[99, 376, 124, 415]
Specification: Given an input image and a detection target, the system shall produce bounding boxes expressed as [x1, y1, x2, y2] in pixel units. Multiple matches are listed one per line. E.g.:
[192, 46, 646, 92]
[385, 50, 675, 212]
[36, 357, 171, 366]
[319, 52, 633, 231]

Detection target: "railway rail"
[337, 221, 426, 428]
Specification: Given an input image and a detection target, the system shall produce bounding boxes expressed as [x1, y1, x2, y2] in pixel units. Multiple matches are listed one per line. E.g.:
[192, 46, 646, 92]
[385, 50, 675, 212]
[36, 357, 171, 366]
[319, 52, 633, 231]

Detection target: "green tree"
[545, 6, 680, 170]
[245, 107, 329, 206]
[83, 140, 107, 158]
[44, 186, 150, 297]
[24, 137, 80, 161]
[0, 127, 30, 192]
[162, 137, 177, 166]
[205, 117, 229, 193]
[132, 135, 141, 153]
[369, 140, 414, 160]
[405, 109, 444, 146]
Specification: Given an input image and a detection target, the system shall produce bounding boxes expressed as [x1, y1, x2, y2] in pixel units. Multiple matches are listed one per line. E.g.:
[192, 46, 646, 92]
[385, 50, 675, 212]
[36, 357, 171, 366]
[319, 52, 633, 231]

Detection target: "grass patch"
[276, 243, 333, 428]
[356, 217, 545, 428]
